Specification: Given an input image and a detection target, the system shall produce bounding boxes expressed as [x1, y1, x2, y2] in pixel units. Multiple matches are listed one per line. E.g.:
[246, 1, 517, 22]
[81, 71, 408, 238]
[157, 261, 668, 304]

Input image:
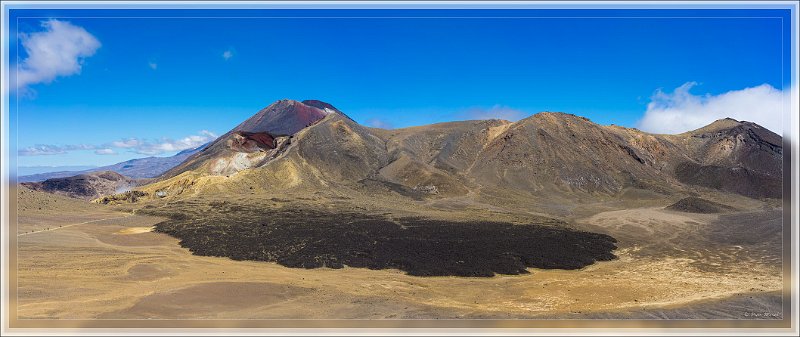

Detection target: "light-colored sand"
[114, 226, 154, 235]
[11, 186, 784, 320]
[13, 205, 782, 320]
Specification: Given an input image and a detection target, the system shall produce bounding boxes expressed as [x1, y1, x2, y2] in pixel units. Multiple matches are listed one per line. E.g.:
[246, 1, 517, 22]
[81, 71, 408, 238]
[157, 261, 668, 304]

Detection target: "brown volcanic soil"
[666, 197, 736, 214]
[15, 186, 123, 235]
[32, 103, 783, 209]
[14, 188, 783, 320]
[140, 102, 783, 209]
[670, 118, 783, 199]
[681, 118, 782, 177]
[674, 161, 781, 199]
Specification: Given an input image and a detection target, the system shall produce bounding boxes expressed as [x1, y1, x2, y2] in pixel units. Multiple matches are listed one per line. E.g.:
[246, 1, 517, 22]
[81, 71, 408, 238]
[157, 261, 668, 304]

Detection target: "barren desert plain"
[12, 184, 784, 320]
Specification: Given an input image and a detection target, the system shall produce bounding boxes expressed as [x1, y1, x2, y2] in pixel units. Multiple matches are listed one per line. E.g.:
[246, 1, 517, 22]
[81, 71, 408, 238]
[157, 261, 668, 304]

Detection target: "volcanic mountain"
[159, 99, 348, 179]
[133, 99, 781, 205]
[97, 99, 784, 278]
[670, 118, 783, 198]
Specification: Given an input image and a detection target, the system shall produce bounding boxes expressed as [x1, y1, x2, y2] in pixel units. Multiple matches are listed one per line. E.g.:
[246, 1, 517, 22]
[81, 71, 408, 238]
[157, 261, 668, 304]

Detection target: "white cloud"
[132, 130, 217, 155]
[18, 145, 69, 156]
[111, 138, 141, 148]
[18, 144, 96, 156]
[94, 148, 117, 155]
[18, 131, 217, 157]
[16, 20, 100, 89]
[365, 118, 393, 129]
[462, 105, 526, 122]
[222, 49, 234, 60]
[638, 82, 786, 134]
[148, 62, 158, 70]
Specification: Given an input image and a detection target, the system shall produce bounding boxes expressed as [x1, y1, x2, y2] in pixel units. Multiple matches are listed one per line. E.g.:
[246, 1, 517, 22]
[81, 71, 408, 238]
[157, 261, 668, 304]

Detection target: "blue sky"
[7, 8, 793, 168]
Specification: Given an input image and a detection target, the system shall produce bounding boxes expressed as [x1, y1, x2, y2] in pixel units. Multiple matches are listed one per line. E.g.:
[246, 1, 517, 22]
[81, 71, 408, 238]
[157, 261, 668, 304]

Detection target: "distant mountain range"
[17, 165, 98, 176]
[17, 144, 207, 183]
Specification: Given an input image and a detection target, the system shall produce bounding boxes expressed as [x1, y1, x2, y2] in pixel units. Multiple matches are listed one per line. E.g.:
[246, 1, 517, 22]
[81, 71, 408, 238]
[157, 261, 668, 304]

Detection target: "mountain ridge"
[22, 171, 137, 200]
[125, 99, 782, 205]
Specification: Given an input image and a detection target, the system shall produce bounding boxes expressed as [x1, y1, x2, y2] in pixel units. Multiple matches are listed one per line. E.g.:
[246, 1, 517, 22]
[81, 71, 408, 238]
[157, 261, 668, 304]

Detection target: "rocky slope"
[669, 118, 783, 199]
[106, 99, 782, 205]
[159, 99, 340, 179]
[21, 171, 137, 200]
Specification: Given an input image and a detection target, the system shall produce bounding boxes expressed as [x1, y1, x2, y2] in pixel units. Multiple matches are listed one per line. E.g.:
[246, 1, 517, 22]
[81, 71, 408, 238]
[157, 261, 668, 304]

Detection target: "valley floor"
[11, 188, 785, 321]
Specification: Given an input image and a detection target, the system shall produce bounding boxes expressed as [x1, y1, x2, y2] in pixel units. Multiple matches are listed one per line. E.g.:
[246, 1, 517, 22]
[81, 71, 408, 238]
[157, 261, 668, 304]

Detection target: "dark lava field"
[146, 204, 618, 277]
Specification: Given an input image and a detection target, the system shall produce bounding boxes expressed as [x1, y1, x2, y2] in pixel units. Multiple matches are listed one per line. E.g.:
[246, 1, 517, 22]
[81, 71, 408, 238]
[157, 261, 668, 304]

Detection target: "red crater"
[227, 131, 277, 152]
